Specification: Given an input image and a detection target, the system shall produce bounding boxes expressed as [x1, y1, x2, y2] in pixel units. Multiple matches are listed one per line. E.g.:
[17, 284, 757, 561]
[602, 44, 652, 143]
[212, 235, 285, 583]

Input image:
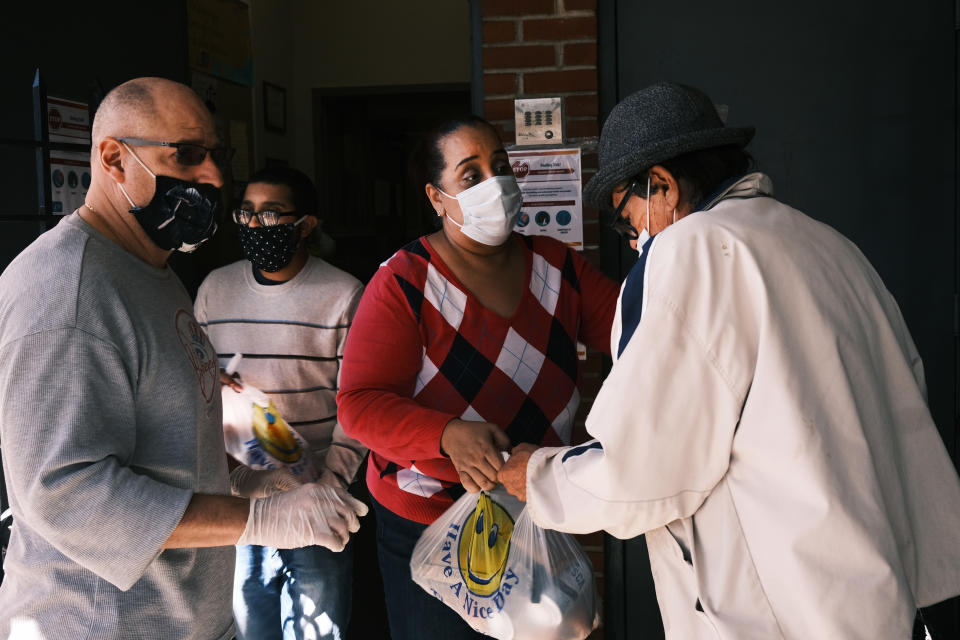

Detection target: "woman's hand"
[440, 419, 511, 493]
[498, 443, 538, 501]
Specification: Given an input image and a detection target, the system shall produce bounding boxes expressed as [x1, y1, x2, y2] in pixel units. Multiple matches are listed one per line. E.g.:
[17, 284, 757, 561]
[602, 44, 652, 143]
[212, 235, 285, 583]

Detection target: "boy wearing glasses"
[195, 166, 366, 640]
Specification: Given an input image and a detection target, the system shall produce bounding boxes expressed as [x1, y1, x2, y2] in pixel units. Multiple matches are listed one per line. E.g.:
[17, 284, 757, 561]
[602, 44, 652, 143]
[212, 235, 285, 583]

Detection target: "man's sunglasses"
[116, 137, 235, 167]
[608, 180, 640, 240]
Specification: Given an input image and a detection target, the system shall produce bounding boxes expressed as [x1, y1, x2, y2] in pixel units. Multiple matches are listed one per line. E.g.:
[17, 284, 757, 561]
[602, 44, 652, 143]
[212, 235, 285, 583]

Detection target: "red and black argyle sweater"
[338, 234, 618, 524]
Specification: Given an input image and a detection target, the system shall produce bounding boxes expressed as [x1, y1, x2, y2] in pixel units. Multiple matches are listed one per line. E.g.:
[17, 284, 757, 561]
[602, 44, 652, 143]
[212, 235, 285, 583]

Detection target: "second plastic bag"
[221, 382, 319, 482]
[410, 487, 599, 640]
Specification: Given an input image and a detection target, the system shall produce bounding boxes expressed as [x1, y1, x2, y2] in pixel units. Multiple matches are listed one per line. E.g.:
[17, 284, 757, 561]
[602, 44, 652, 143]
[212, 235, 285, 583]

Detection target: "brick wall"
[481, 1, 599, 144]
[479, 2, 607, 637]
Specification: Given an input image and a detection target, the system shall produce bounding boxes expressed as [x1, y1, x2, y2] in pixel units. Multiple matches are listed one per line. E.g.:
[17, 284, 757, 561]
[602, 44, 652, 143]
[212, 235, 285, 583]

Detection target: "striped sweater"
[337, 234, 618, 524]
[195, 255, 367, 486]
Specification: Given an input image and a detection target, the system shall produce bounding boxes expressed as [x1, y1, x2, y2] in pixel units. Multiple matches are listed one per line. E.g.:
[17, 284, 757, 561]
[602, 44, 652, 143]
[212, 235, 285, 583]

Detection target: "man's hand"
[237, 483, 369, 551]
[230, 465, 302, 498]
[498, 443, 539, 501]
[219, 369, 243, 393]
[440, 419, 511, 493]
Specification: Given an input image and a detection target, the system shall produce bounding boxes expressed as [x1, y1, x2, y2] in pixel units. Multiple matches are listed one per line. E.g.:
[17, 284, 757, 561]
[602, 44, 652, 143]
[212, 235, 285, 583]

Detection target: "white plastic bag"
[221, 382, 319, 482]
[411, 487, 599, 639]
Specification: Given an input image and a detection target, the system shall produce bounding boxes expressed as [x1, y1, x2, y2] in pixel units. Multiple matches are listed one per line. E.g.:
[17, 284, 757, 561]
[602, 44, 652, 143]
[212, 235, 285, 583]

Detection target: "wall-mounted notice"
[187, 0, 253, 86]
[508, 147, 583, 250]
[47, 96, 90, 144]
[50, 151, 90, 215]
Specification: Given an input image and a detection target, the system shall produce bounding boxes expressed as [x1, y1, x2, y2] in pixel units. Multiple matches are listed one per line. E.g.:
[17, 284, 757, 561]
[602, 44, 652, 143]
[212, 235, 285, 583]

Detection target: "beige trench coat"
[525, 174, 960, 639]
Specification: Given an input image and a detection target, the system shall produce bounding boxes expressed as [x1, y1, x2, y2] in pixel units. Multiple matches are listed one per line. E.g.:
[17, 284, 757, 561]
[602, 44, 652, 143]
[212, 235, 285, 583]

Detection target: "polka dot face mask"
[237, 215, 307, 272]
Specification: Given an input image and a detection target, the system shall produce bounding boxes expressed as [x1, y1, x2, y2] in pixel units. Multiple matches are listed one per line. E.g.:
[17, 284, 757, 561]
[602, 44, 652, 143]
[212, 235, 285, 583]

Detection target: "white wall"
[250, 0, 471, 176]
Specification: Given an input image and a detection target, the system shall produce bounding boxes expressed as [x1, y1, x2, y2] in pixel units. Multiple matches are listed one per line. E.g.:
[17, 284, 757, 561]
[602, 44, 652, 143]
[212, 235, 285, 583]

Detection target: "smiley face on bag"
[458, 492, 515, 596]
[251, 400, 303, 463]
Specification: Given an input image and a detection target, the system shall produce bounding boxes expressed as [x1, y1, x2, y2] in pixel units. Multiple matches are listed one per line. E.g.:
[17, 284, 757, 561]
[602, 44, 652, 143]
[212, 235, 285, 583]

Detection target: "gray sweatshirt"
[0, 213, 233, 639]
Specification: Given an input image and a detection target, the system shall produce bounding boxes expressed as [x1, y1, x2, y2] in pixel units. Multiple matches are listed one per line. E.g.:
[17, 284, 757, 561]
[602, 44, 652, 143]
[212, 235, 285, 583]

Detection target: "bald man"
[0, 78, 366, 639]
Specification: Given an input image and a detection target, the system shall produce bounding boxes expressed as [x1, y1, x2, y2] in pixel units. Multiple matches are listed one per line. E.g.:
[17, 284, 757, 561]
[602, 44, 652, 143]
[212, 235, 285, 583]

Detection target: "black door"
[599, 0, 958, 637]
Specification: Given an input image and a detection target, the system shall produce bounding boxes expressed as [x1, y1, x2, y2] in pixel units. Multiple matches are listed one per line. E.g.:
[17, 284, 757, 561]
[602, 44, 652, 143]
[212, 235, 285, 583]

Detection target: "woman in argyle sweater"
[338, 115, 618, 640]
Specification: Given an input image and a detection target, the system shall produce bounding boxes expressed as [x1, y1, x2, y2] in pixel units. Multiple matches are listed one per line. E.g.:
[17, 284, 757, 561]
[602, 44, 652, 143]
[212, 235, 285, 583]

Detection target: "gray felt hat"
[584, 82, 755, 208]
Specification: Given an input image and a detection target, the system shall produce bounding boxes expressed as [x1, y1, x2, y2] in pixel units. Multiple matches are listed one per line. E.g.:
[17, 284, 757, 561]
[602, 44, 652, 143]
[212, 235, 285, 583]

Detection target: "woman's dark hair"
[246, 166, 319, 216]
[409, 114, 499, 191]
[634, 145, 754, 207]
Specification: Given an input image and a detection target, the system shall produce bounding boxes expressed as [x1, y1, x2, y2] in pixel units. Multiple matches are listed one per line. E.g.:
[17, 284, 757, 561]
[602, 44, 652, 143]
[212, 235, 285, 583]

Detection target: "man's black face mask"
[128, 175, 220, 252]
[118, 142, 221, 253]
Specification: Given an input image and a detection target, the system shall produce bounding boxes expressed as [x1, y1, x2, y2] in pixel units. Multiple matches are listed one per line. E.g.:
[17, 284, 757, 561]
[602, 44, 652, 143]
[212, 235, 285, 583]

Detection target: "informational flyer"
[508, 147, 583, 249]
[187, 0, 253, 86]
[50, 151, 91, 215]
[47, 96, 90, 144]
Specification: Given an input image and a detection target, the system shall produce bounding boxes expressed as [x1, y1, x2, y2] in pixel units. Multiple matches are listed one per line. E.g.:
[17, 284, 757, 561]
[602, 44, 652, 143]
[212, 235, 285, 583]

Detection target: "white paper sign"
[50, 152, 91, 215]
[47, 96, 90, 144]
[509, 147, 583, 250]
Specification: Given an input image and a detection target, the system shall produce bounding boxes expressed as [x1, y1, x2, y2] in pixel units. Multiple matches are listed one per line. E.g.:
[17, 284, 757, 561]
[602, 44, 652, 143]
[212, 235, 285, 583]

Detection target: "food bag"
[221, 382, 319, 482]
[411, 487, 599, 639]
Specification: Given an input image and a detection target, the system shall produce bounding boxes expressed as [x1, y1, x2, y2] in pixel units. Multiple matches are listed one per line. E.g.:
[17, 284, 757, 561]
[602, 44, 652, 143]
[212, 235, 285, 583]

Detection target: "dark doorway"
[312, 85, 470, 640]
[598, 0, 958, 638]
[312, 85, 472, 284]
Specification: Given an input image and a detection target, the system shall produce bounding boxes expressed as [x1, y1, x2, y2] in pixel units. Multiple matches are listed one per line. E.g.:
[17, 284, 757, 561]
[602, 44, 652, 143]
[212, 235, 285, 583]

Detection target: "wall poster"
[47, 96, 90, 215]
[50, 152, 90, 215]
[508, 147, 583, 250]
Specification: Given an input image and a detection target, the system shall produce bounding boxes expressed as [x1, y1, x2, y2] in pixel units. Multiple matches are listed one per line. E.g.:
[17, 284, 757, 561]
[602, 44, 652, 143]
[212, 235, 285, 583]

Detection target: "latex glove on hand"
[440, 419, 511, 493]
[230, 465, 302, 498]
[304, 449, 350, 491]
[237, 482, 369, 551]
[318, 467, 350, 491]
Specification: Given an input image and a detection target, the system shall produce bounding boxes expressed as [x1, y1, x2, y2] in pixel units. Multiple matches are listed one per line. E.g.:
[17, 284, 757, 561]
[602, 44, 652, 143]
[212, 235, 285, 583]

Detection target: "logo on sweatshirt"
[175, 309, 218, 403]
[251, 400, 304, 463]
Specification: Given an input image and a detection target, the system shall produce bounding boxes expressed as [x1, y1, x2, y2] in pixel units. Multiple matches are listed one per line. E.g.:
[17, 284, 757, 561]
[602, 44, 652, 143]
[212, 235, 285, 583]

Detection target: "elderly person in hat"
[498, 82, 960, 639]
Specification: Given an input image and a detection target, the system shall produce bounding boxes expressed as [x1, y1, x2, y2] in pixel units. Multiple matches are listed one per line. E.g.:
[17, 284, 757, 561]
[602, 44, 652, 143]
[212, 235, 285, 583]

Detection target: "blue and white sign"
[508, 147, 584, 250]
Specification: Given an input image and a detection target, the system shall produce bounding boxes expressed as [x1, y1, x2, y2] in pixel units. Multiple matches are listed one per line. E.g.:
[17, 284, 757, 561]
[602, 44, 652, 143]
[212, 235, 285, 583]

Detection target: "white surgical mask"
[635, 177, 652, 257]
[439, 175, 522, 246]
[635, 177, 679, 258]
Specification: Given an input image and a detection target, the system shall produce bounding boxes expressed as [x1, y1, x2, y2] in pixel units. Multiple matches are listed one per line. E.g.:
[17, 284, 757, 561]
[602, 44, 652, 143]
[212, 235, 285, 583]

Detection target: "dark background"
[0, 2, 214, 289]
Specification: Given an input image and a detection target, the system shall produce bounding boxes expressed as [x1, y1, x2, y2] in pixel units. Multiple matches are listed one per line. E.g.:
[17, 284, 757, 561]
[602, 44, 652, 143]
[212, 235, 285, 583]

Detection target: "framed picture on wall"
[263, 82, 286, 133]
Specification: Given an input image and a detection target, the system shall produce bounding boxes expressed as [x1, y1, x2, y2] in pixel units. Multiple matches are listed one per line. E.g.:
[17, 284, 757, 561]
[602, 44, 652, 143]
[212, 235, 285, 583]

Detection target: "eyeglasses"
[232, 209, 306, 227]
[608, 180, 640, 240]
[116, 137, 235, 167]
